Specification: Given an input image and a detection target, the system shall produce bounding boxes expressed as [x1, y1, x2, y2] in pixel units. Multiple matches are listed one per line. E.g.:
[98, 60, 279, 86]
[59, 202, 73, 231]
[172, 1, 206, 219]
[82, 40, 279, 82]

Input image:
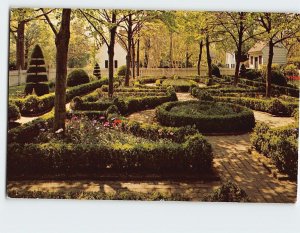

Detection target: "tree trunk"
[144, 38, 150, 68]
[206, 36, 212, 78]
[197, 40, 203, 76]
[266, 39, 274, 97]
[16, 21, 25, 70]
[137, 37, 140, 77]
[125, 14, 132, 86]
[132, 38, 135, 78]
[54, 9, 71, 131]
[169, 31, 173, 68]
[108, 12, 117, 98]
[24, 40, 29, 70]
[234, 20, 244, 86]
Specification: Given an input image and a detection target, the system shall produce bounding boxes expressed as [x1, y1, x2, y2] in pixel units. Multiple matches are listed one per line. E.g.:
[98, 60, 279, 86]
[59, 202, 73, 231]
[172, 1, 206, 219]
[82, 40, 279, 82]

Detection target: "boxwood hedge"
[156, 100, 255, 133]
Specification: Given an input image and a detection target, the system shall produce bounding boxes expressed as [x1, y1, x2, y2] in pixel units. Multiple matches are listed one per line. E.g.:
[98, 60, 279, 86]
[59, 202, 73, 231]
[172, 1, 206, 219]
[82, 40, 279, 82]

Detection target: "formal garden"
[7, 9, 300, 202]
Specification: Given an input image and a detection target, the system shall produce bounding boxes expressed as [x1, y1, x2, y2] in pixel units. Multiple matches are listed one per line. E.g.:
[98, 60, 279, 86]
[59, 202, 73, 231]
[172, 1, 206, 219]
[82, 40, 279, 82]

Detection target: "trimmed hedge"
[161, 79, 198, 92]
[11, 78, 108, 116]
[71, 86, 177, 115]
[251, 123, 298, 179]
[7, 132, 213, 179]
[67, 69, 90, 87]
[8, 102, 21, 122]
[213, 96, 297, 116]
[156, 101, 255, 133]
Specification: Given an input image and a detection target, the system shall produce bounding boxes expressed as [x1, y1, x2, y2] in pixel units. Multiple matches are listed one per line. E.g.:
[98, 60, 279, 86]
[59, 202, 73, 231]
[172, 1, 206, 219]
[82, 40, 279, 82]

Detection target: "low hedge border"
[250, 123, 298, 179]
[71, 86, 178, 115]
[7, 130, 213, 179]
[10, 78, 108, 116]
[7, 190, 189, 201]
[213, 96, 298, 116]
[156, 100, 255, 133]
[161, 79, 198, 92]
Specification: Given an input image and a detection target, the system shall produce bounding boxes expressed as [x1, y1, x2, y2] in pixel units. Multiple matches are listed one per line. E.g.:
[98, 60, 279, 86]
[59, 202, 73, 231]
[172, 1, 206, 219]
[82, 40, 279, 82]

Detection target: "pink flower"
[103, 122, 110, 127]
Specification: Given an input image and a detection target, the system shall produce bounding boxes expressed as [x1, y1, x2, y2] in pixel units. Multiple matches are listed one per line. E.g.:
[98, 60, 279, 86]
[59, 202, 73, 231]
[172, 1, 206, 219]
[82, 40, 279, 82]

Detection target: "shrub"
[214, 96, 297, 116]
[7, 190, 189, 201]
[156, 101, 255, 133]
[117, 65, 127, 76]
[242, 69, 262, 80]
[67, 69, 90, 87]
[162, 79, 197, 92]
[270, 70, 287, 86]
[284, 64, 298, 76]
[267, 99, 288, 116]
[239, 64, 247, 77]
[25, 44, 49, 96]
[251, 123, 298, 179]
[195, 90, 214, 101]
[203, 181, 250, 202]
[7, 127, 213, 179]
[211, 64, 221, 78]
[93, 63, 101, 79]
[8, 102, 21, 122]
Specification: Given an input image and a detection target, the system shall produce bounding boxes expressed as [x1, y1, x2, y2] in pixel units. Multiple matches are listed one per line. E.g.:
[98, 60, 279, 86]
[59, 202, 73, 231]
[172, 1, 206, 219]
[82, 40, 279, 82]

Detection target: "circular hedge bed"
[156, 100, 255, 133]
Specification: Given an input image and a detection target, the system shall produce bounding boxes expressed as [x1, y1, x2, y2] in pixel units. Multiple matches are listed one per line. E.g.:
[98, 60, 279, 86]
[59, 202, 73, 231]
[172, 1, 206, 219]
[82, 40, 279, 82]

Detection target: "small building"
[96, 41, 127, 71]
[225, 52, 236, 69]
[248, 41, 287, 69]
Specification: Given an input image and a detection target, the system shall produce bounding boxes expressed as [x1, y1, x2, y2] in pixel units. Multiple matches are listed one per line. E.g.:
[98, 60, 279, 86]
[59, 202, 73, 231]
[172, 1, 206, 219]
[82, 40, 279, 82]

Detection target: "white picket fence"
[8, 67, 235, 87]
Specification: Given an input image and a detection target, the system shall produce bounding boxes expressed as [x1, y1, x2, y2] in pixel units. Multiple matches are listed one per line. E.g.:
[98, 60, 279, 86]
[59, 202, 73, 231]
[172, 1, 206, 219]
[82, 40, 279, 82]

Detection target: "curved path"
[8, 92, 297, 202]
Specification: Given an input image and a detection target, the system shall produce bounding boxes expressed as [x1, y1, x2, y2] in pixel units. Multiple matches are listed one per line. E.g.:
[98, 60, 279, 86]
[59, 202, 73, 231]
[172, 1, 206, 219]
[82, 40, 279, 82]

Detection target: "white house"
[96, 41, 127, 71]
[248, 41, 287, 69]
[225, 52, 236, 69]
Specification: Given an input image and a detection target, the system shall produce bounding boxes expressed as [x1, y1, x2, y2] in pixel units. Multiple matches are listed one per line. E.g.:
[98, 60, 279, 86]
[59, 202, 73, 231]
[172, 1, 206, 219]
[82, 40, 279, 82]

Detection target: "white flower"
[55, 128, 64, 134]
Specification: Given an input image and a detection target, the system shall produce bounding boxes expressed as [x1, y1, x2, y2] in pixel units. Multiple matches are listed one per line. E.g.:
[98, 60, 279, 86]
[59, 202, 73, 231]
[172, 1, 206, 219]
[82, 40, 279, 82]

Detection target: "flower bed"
[250, 123, 298, 179]
[7, 117, 213, 179]
[156, 100, 255, 133]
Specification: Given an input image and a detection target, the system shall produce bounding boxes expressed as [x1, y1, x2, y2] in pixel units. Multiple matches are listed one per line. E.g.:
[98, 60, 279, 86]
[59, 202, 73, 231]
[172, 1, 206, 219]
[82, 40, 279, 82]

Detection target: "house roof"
[248, 41, 267, 53]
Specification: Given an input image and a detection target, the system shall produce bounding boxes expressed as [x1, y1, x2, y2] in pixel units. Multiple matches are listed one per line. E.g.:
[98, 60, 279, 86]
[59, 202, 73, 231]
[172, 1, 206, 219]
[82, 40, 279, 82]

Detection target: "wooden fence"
[8, 67, 235, 87]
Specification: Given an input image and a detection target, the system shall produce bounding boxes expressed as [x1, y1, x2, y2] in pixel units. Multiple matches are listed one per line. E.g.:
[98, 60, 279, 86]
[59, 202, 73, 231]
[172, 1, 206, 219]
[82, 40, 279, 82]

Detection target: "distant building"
[248, 41, 287, 69]
[96, 41, 127, 71]
[225, 52, 236, 69]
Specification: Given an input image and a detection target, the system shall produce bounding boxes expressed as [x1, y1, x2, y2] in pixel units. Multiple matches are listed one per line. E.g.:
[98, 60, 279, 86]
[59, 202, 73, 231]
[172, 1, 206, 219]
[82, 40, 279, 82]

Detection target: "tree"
[42, 8, 71, 131]
[80, 9, 128, 97]
[256, 13, 300, 97]
[25, 44, 49, 96]
[10, 8, 53, 70]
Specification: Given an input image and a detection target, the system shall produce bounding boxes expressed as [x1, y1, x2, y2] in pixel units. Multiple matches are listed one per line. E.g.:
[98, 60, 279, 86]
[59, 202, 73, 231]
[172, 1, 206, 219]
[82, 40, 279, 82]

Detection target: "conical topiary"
[93, 62, 101, 79]
[25, 44, 49, 96]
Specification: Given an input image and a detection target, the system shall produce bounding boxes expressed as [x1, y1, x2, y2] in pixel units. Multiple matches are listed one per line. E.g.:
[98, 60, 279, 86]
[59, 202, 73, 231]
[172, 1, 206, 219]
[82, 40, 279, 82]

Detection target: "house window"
[259, 56, 262, 64]
[114, 60, 118, 68]
[231, 64, 235, 68]
[250, 56, 253, 65]
[105, 60, 108, 68]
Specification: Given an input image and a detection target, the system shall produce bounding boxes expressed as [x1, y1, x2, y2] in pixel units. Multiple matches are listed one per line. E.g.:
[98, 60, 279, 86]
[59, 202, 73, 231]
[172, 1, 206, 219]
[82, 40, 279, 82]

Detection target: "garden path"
[16, 103, 71, 124]
[127, 92, 297, 202]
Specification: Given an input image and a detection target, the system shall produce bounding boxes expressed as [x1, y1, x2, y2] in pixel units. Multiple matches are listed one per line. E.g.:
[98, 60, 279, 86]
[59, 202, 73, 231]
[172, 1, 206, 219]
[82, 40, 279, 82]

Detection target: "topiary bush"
[211, 64, 221, 78]
[117, 65, 127, 76]
[8, 102, 21, 122]
[239, 64, 247, 77]
[25, 44, 49, 96]
[93, 62, 101, 79]
[67, 69, 90, 87]
[267, 99, 288, 116]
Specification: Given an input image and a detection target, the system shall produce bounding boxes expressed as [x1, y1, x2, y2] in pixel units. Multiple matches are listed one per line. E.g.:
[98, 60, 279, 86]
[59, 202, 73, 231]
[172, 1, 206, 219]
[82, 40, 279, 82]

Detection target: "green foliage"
[241, 69, 262, 80]
[283, 64, 298, 76]
[8, 102, 20, 122]
[239, 64, 247, 77]
[162, 79, 197, 92]
[203, 181, 250, 202]
[93, 63, 101, 79]
[7, 118, 213, 179]
[251, 123, 298, 179]
[214, 96, 297, 116]
[67, 69, 90, 87]
[25, 44, 49, 96]
[117, 65, 127, 76]
[156, 101, 255, 133]
[7, 190, 189, 201]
